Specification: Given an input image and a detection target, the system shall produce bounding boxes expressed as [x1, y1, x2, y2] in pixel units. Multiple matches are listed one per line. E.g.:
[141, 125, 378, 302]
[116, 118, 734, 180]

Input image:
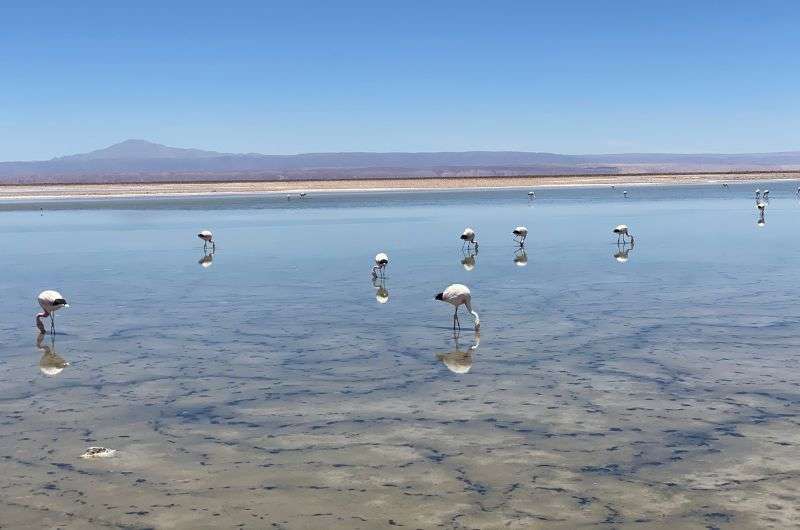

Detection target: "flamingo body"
[372, 252, 389, 278]
[434, 284, 480, 331]
[36, 290, 68, 333]
[512, 226, 528, 245]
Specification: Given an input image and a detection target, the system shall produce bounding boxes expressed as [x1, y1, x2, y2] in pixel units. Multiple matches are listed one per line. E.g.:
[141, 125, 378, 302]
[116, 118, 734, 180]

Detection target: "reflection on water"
[36, 332, 69, 376]
[460, 247, 477, 271]
[198, 249, 215, 268]
[513, 247, 528, 267]
[613, 240, 634, 262]
[437, 331, 480, 374]
[373, 276, 389, 304]
[1, 181, 800, 528]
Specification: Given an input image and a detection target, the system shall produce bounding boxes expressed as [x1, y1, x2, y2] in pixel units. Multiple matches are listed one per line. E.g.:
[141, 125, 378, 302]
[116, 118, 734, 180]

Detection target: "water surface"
[2, 182, 800, 529]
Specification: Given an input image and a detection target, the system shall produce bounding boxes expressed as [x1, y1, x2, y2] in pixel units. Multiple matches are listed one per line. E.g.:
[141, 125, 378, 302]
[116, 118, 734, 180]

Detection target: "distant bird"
[755, 189, 761, 200]
[36, 290, 69, 334]
[435, 284, 480, 331]
[756, 200, 766, 212]
[512, 226, 528, 246]
[372, 252, 389, 279]
[796, 186, 800, 198]
[623, 190, 628, 198]
[299, 192, 307, 198]
[460, 227, 478, 249]
[513, 249, 528, 267]
[198, 230, 215, 251]
[763, 189, 770, 202]
[613, 224, 634, 244]
[527, 191, 535, 200]
[722, 183, 728, 189]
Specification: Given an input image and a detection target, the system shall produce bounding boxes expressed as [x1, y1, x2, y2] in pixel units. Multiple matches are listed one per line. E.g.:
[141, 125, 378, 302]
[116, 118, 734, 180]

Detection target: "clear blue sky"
[2, 1, 799, 160]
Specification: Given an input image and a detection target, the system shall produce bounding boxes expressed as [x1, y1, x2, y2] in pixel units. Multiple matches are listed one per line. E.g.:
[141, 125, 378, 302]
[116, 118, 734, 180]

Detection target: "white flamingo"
[527, 191, 535, 200]
[372, 252, 389, 279]
[613, 224, 634, 244]
[512, 226, 528, 246]
[198, 230, 215, 251]
[755, 189, 761, 200]
[623, 190, 628, 198]
[460, 227, 478, 250]
[435, 284, 480, 331]
[763, 190, 770, 202]
[36, 290, 69, 334]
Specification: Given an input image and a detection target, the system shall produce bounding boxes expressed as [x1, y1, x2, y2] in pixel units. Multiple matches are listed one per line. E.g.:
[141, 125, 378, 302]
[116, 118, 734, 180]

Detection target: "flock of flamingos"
[34, 185, 800, 339]
[27, 183, 800, 457]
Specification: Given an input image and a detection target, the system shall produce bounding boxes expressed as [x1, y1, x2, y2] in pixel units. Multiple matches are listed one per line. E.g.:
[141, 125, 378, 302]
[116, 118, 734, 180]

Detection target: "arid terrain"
[1, 171, 799, 200]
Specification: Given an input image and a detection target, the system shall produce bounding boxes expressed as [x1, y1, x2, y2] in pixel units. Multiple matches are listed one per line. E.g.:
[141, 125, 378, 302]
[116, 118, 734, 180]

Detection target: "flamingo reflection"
[437, 331, 480, 374]
[36, 333, 69, 376]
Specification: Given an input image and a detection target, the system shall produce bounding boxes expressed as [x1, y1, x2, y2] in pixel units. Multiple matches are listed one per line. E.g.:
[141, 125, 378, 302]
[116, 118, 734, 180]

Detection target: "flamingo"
[613, 224, 634, 244]
[460, 228, 478, 250]
[763, 190, 770, 202]
[435, 284, 480, 331]
[755, 189, 761, 200]
[299, 192, 307, 198]
[623, 190, 628, 198]
[527, 191, 535, 200]
[36, 290, 69, 334]
[372, 252, 389, 279]
[723, 183, 729, 189]
[512, 226, 528, 246]
[198, 230, 215, 251]
[796, 186, 800, 198]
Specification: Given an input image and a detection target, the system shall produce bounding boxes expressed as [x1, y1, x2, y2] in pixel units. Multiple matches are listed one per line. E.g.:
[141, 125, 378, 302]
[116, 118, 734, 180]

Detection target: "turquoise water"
[1, 182, 800, 529]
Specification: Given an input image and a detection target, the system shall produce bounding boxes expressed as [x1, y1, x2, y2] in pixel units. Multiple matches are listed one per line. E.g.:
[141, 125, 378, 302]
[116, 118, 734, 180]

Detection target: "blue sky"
[1, 1, 799, 160]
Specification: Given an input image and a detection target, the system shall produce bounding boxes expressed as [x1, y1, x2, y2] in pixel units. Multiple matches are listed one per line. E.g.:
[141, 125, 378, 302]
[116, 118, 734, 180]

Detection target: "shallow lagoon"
[2, 182, 800, 529]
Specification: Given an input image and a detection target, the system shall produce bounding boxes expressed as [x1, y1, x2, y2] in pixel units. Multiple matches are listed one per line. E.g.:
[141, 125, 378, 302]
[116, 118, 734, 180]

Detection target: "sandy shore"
[1, 171, 799, 199]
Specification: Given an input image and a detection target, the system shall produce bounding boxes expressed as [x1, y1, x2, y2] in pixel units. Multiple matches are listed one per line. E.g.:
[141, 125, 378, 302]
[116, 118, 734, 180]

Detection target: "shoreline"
[1, 171, 799, 200]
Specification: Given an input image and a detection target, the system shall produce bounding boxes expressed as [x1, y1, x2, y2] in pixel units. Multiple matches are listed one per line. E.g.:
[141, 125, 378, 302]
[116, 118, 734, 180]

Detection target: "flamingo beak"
[434, 293, 443, 300]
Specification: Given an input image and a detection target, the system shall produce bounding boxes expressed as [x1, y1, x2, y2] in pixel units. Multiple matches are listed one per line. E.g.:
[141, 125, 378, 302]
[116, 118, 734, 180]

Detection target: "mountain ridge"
[2, 139, 800, 184]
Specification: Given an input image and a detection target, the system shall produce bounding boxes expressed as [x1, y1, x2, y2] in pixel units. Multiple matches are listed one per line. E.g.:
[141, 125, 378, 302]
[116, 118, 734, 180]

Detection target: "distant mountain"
[54, 139, 225, 161]
[2, 139, 800, 184]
